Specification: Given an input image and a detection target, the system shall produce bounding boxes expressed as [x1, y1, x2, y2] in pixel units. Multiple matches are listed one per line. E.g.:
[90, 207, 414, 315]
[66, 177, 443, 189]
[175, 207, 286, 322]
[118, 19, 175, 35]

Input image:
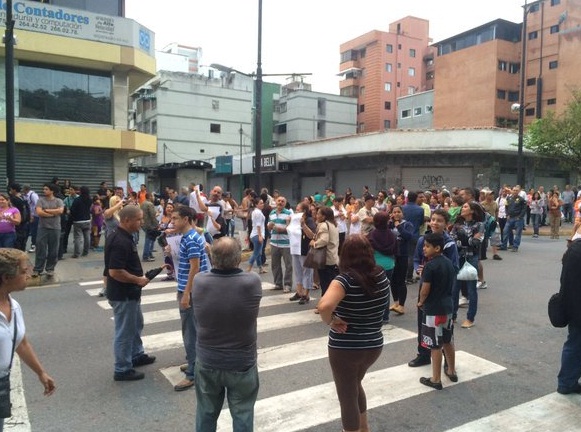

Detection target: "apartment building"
[338, 16, 434, 133]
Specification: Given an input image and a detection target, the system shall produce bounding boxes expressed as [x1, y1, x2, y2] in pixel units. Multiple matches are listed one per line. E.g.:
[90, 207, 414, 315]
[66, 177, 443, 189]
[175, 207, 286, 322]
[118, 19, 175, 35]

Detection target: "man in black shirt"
[105, 205, 155, 381]
[500, 185, 527, 252]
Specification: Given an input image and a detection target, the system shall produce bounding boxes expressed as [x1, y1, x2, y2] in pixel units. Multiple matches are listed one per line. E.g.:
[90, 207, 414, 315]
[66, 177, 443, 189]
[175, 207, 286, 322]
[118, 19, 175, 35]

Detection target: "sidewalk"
[26, 223, 571, 287]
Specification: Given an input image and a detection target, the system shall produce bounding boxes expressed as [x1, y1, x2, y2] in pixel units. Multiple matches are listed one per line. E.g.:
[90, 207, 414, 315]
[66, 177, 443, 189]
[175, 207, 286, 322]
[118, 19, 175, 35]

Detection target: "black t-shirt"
[105, 227, 143, 301]
[422, 254, 455, 315]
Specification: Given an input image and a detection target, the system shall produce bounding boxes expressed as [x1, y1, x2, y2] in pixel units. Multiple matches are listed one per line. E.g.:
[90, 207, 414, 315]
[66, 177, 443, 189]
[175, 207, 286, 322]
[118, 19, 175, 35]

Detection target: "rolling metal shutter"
[401, 167, 473, 191]
[0, 144, 114, 192]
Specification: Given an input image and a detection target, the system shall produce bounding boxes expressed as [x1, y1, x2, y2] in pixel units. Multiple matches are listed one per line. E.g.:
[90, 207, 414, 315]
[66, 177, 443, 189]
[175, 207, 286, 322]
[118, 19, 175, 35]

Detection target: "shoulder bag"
[0, 317, 17, 418]
[548, 292, 568, 328]
[304, 222, 328, 269]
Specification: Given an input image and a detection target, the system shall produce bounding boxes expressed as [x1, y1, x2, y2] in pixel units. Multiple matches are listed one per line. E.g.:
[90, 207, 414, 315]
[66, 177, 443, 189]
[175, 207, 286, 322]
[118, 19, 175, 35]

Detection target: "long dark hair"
[318, 206, 337, 226]
[339, 235, 384, 296]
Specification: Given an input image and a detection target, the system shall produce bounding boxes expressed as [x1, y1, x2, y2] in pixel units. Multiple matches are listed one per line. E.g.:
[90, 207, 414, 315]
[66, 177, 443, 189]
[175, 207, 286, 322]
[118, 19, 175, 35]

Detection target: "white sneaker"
[477, 281, 488, 289]
[458, 296, 469, 307]
[28, 245, 35, 253]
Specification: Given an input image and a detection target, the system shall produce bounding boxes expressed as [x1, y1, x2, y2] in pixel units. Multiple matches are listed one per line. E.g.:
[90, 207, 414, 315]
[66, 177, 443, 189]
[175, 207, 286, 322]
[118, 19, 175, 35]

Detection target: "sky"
[125, 0, 526, 94]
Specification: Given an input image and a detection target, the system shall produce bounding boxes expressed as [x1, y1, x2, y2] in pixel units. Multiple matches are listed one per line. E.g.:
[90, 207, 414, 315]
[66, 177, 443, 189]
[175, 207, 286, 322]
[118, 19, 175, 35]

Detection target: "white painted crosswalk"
[82, 277, 578, 432]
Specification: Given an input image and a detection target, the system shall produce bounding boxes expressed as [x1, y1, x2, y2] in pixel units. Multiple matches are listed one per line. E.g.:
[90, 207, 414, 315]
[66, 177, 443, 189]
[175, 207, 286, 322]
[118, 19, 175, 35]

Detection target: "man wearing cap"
[358, 194, 378, 235]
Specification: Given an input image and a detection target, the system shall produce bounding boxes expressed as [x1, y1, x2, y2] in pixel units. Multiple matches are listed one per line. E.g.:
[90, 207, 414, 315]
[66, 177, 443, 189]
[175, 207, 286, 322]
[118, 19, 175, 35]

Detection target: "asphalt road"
[8, 235, 580, 432]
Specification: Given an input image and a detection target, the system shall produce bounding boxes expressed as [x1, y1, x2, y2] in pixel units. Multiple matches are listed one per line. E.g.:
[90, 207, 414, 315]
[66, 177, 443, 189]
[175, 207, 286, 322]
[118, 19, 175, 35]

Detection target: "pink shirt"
[0, 207, 19, 234]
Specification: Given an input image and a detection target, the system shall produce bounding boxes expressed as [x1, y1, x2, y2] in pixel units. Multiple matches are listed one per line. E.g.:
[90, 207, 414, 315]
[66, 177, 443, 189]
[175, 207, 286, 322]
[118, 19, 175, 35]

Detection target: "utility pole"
[4, 0, 16, 187]
[254, 0, 263, 193]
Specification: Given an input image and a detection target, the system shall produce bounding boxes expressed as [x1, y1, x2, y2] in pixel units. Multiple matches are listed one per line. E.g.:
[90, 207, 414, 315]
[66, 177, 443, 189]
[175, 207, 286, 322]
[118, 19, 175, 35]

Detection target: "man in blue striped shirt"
[170, 205, 209, 391]
[267, 196, 293, 291]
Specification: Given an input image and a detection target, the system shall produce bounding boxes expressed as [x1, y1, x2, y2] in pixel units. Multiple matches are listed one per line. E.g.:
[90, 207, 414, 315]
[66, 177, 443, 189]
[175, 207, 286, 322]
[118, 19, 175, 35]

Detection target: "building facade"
[0, 0, 156, 191]
[338, 16, 434, 133]
[273, 79, 357, 146]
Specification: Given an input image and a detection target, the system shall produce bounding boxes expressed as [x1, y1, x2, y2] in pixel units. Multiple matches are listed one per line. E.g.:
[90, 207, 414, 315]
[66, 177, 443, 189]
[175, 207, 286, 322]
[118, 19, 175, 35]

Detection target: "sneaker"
[283, 286, 292, 293]
[532, 234, 539, 238]
[144, 257, 155, 262]
[179, 363, 188, 373]
[31, 271, 40, 278]
[458, 296, 469, 307]
[174, 378, 195, 392]
[493, 254, 503, 260]
[98, 288, 106, 297]
[477, 281, 487, 289]
[511, 247, 518, 252]
[132, 354, 156, 367]
[114, 369, 145, 381]
[28, 245, 36, 253]
[46, 270, 54, 278]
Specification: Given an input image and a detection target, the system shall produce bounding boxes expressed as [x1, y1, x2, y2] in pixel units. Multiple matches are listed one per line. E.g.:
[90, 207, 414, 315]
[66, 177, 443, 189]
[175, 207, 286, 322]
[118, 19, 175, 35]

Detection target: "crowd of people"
[3, 177, 581, 432]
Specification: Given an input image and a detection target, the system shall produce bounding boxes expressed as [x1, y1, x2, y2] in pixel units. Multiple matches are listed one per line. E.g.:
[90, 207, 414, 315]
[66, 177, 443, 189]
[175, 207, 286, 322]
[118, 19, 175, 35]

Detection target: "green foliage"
[524, 90, 581, 172]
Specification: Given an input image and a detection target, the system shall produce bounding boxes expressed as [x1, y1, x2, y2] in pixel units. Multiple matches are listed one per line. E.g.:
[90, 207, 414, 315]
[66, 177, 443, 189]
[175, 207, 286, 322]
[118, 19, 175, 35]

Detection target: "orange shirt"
[138, 190, 147, 204]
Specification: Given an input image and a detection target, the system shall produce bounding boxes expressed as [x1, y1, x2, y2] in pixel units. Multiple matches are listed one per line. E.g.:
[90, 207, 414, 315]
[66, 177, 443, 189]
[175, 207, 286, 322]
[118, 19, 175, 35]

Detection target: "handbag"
[548, 292, 568, 328]
[0, 317, 17, 419]
[456, 260, 478, 281]
[304, 246, 326, 269]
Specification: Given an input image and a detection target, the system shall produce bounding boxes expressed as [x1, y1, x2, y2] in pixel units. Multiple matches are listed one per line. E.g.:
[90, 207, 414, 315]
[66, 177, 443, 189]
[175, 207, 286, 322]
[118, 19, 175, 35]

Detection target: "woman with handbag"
[451, 201, 485, 329]
[310, 207, 339, 296]
[0, 249, 55, 430]
[289, 202, 317, 305]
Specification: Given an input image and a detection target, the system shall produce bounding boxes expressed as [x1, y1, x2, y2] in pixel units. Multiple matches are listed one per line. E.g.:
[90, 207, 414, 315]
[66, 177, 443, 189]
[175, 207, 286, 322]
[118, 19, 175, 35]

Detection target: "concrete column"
[113, 151, 130, 187]
[112, 70, 129, 130]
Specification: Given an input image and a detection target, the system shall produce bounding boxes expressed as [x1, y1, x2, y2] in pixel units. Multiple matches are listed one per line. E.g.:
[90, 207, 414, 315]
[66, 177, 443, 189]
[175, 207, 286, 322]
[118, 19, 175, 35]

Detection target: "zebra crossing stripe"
[446, 392, 581, 431]
[216, 351, 506, 432]
[86, 281, 177, 296]
[5, 357, 31, 431]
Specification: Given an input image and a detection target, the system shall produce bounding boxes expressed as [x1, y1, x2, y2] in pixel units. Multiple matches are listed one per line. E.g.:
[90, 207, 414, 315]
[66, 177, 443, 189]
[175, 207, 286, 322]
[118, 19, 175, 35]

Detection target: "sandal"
[419, 377, 443, 390]
[312, 283, 320, 290]
[444, 366, 458, 382]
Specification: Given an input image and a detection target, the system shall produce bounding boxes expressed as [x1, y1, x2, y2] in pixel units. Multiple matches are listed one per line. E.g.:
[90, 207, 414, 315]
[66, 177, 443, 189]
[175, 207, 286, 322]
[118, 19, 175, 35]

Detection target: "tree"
[525, 90, 581, 172]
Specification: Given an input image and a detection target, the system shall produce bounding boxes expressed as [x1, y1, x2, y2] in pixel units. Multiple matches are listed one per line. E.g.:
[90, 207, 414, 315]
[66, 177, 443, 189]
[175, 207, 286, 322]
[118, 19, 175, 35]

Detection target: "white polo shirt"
[0, 297, 25, 378]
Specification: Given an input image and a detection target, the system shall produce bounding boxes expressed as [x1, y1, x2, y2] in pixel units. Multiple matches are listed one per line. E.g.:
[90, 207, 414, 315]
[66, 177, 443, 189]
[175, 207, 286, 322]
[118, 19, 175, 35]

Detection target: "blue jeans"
[248, 236, 263, 268]
[195, 361, 259, 432]
[453, 254, 478, 322]
[530, 213, 541, 235]
[501, 217, 523, 249]
[142, 229, 155, 259]
[0, 232, 16, 248]
[73, 221, 91, 256]
[34, 227, 60, 273]
[178, 291, 197, 381]
[109, 299, 145, 373]
[558, 324, 581, 392]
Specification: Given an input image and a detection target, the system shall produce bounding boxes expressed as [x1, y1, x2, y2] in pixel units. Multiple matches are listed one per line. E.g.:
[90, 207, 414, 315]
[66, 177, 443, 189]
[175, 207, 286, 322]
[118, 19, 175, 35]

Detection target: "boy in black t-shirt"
[417, 232, 457, 390]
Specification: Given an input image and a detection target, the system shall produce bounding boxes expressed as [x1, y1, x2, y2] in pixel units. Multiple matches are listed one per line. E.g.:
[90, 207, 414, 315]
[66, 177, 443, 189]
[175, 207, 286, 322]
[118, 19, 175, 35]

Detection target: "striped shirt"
[269, 208, 292, 248]
[328, 270, 390, 350]
[177, 228, 209, 292]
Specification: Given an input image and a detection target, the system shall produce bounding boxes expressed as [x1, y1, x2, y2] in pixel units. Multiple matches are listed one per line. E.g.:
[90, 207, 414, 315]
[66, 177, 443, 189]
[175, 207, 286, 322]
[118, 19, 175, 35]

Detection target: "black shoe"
[499, 247, 507, 251]
[298, 296, 310, 305]
[493, 254, 503, 260]
[289, 293, 301, 301]
[420, 377, 443, 390]
[408, 355, 431, 367]
[557, 383, 581, 394]
[408, 355, 432, 367]
[114, 369, 145, 381]
[132, 354, 156, 367]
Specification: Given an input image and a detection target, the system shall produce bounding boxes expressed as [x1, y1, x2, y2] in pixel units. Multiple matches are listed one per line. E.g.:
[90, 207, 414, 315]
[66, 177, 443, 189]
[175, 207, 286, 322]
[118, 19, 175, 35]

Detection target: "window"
[384, 82, 392, 92]
[386, 44, 393, 53]
[401, 109, 411, 119]
[317, 121, 326, 138]
[143, 120, 150, 134]
[409, 48, 416, 58]
[425, 105, 433, 113]
[550, 24, 560, 34]
[397, 82, 401, 87]
[529, 3, 540, 12]
[151, 97, 157, 110]
[397, 63, 401, 69]
[525, 107, 535, 116]
[151, 120, 157, 135]
[359, 48, 366, 58]
[384, 101, 391, 110]
[527, 77, 537, 86]
[385, 63, 392, 72]
[548, 98, 557, 105]
[317, 98, 326, 115]
[408, 86, 416, 95]
[398, 44, 402, 50]
[358, 123, 365, 132]
[551, 0, 561, 5]
[212, 99, 219, 110]
[408, 67, 415, 77]
[360, 86, 365, 96]
[210, 123, 221, 133]
[498, 60, 508, 71]
[19, 62, 112, 125]
[528, 30, 538, 40]
[426, 71, 435, 80]
[549, 60, 559, 69]
[508, 91, 519, 102]
[497, 89, 507, 99]
[413, 107, 422, 116]
[509, 63, 520, 74]
[280, 102, 287, 113]
[384, 120, 391, 129]
[359, 104, 365, 113]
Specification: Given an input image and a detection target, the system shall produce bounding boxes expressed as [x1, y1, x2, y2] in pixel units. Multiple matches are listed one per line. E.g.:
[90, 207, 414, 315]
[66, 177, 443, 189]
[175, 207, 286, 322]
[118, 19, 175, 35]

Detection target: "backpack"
[11, 195, 30, 227]
[484, 212, 497, 239]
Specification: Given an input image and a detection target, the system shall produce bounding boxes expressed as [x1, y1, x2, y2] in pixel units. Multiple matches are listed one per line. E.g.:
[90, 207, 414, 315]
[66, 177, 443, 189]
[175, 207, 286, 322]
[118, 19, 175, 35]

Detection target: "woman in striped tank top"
[318, 235, 390, 432]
